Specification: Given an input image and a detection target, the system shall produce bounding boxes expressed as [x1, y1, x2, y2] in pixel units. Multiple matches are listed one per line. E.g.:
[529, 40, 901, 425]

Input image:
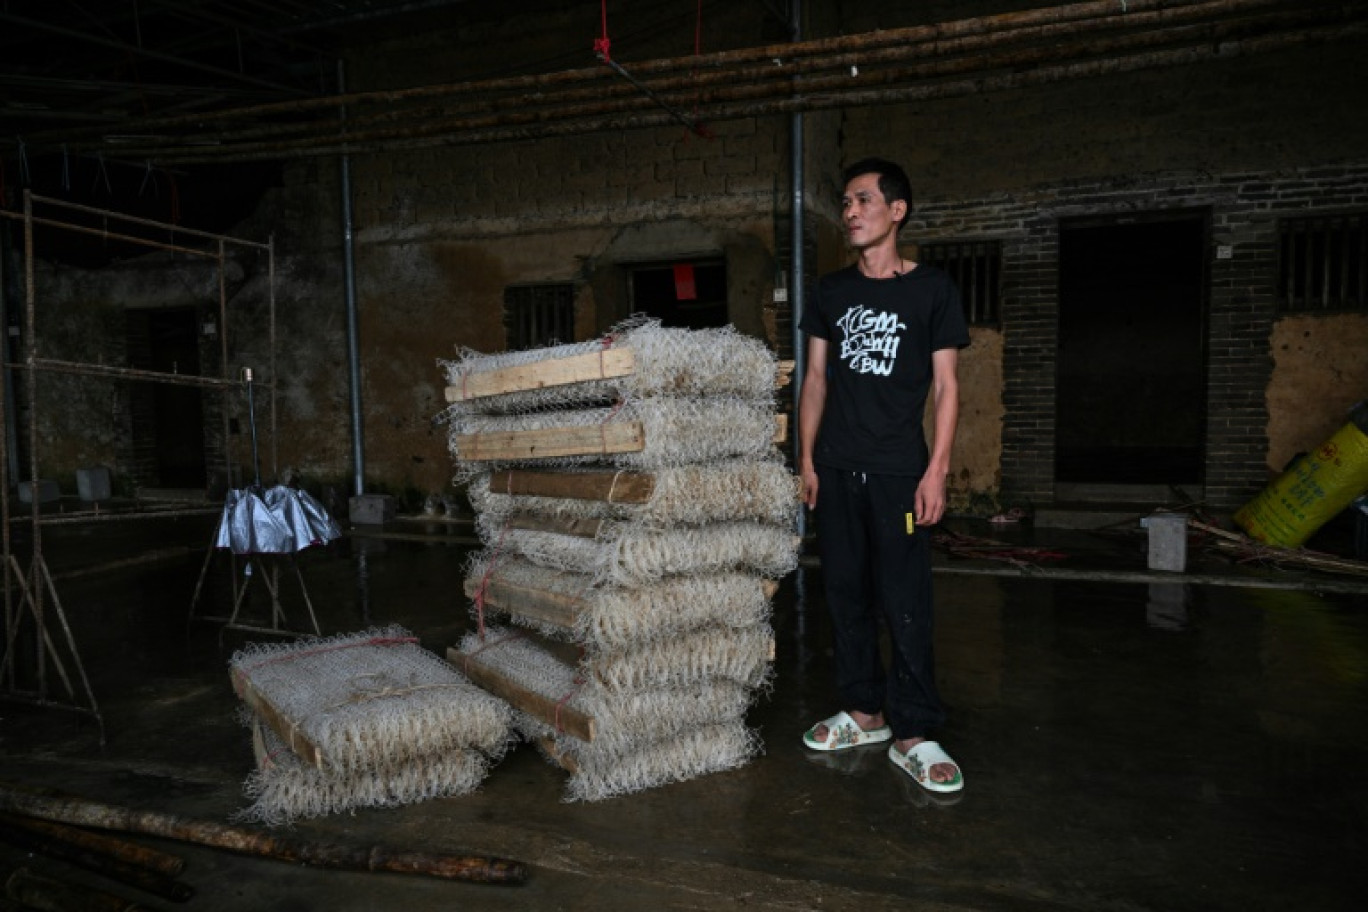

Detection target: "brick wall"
[901, 163, 1368, 510]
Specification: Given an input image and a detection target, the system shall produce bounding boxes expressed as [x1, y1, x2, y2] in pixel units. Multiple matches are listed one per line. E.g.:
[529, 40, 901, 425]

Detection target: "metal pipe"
[18, 194, 269, 248]
[268, 236, 278, 481]
[14, 358, 243, 389]
[339, 61, 365, 498]
[789, 0, 806, 542]
[21, 191, 45, 698]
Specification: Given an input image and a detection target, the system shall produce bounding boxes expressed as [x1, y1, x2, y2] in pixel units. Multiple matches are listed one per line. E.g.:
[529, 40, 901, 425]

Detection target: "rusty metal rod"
[24, 195, 270, 250]
[8, 359, 243, 391]
[0, 211, 222, 260]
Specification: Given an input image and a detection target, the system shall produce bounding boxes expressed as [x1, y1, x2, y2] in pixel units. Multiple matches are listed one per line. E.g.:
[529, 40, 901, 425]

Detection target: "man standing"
[797, 158, 969, 793]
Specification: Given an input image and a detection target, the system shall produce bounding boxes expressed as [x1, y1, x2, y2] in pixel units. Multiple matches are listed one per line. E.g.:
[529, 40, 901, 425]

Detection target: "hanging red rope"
[594, 0, 611, 61]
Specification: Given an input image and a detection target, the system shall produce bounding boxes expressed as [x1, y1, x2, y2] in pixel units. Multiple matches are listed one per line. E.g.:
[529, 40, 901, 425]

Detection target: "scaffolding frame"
[0, 191, 277, 740]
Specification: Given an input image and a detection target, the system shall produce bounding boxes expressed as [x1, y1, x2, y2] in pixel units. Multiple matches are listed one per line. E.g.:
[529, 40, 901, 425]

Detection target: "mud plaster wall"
[1266, 314, 1368, 476]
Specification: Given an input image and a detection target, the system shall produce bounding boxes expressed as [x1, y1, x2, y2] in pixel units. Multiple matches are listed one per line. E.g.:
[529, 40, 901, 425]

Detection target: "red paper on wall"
[673, 263, 697, 301]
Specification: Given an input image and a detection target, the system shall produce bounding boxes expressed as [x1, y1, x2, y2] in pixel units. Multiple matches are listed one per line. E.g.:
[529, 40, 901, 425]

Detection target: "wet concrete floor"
[1, 514, 1366, 911]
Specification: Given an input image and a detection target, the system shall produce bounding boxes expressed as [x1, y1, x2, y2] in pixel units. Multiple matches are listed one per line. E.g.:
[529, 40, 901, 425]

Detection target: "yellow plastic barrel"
[1234, 401, 1368, 548]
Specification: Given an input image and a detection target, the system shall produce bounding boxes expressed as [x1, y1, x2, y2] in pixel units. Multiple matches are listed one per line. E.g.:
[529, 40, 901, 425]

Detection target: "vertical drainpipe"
[790, 0, 807, 541]
[338, 60, 365, 498]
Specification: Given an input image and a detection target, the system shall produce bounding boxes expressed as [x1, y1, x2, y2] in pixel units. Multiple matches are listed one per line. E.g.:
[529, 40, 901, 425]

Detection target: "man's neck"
[856, 243, 908, 280]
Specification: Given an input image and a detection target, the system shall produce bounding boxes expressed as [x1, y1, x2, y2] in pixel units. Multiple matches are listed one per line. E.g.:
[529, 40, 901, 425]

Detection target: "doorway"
[127, 308, 207, 489]
[1055, 212, 1207, 492]
[630, 259, 729, 329]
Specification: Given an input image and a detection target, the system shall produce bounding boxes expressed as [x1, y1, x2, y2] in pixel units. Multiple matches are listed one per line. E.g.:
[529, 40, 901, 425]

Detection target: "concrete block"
[1145, 512, 1189, 573]
[349, 494, 396, 526]
[18, 479, 61, 504]
[77, 466, 112, 501]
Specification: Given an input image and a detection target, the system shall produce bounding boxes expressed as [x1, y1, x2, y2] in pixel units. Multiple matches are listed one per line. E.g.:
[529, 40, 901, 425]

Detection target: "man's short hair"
[842, 157, 912, 233]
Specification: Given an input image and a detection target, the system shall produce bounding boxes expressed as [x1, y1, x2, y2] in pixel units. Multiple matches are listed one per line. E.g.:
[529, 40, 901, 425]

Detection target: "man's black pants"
[815, 465, 945, 740]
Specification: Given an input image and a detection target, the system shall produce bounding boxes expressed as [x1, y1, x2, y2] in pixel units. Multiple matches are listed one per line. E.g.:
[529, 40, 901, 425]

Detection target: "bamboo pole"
[0, 816, 192, 903]
[0, 783, 527, 885]
[3, 866, 152, 912]
[0, 812, 184, 875]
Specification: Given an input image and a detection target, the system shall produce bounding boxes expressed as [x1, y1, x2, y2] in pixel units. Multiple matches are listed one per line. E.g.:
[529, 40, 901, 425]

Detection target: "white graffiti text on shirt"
[836, 305, 905, 376]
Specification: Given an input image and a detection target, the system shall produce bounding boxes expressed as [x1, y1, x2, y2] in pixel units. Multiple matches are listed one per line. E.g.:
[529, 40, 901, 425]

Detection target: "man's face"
[842, 173, 905, 251]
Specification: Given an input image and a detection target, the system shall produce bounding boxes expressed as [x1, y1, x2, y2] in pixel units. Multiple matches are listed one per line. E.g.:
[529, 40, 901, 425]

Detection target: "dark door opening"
[128, 308, 207, 489]
[1055, 213, 1207, 487]
[630, 260, 728, 329]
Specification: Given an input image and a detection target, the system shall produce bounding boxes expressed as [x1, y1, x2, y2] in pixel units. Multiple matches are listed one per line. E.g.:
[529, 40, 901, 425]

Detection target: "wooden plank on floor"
[486, 468, 657, 503]
[456, 422, 645, 461]
[446, 349, 636, 403]
[448, 647, 596, 742]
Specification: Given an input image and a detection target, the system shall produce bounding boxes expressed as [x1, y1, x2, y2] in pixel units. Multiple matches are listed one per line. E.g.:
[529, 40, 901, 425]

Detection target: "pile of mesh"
[229, 625, 512, 825]
[469, 458, 802, 530]
[467, 554, 772, 651]
[443, 396, 778, 480]
[442, 322, 797, 801]
[439, 317, 780, 415]
[474, 515, 799, 587]
[451, 628, 763, 802]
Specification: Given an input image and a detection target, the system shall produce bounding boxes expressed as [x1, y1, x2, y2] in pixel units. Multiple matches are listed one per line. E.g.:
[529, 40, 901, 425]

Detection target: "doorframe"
[1052, 207, 1211, 504]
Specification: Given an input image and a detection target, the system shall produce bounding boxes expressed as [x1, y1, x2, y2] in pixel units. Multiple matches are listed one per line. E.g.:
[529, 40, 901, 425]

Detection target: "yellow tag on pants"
[905, 513, 916, 534]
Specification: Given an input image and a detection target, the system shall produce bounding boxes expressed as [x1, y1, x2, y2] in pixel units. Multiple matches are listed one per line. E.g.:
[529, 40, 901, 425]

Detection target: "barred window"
[504, 284, 576, 350]
[1278, 214, 1366, 312]
[918, 240, 1001, 325]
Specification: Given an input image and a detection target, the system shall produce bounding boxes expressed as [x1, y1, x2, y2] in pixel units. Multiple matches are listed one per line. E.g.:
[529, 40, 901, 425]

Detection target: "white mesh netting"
[473, 518, 799, 587]
[443, 396, 780, 478]
[454, 624, 772, 699]
[440, 318, 779, 416]
[516, 711, 761, 803]
[467, 554, 773, 651]
[238, 717, 490, 826]
[516, 680, 753, 763]
[229, 625, 512, 774]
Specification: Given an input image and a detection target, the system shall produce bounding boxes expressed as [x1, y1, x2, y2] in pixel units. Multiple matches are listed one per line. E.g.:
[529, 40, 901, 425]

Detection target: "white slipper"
[888, 740, 964, 793]
[802, 711, 892, 752]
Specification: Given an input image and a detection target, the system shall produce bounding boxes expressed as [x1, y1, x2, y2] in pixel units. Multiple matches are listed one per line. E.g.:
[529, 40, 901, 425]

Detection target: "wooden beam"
[775, 360, 795, 388]
[446, 348, 636, 403]
[773, 413, 788, 445]
[463, 576, 586, 630]
[536, 736, 578, 774]
[504, 513, 605, 538]
[231, 671, 326, 769]
[456, 422, 645, 461]
[448, 647, 596, 742]
[486, 468, 656, 503]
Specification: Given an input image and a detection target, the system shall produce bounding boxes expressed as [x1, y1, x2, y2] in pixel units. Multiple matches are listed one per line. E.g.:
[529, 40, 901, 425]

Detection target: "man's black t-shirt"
[800, 263, 971, 477]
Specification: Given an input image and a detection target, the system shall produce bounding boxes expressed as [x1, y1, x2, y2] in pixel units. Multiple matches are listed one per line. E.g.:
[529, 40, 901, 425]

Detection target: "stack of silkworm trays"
[440, 320, 800, 801]
[229, 625, 512, 825]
